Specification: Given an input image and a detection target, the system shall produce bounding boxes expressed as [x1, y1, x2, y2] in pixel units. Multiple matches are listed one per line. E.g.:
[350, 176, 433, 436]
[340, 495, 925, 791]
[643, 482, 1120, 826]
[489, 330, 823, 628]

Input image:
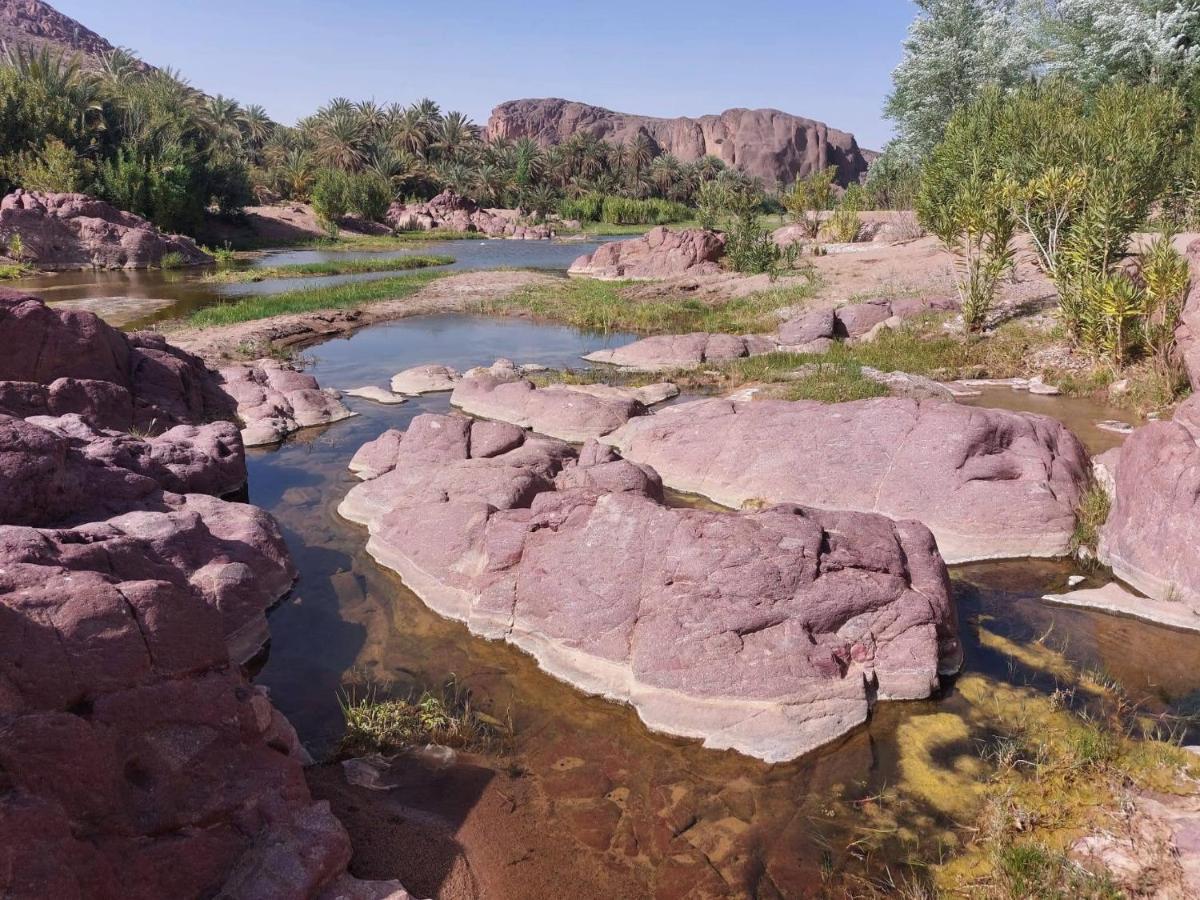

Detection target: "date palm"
[432, 111, 479, 162]
[629, 132, 656, 175]
[314, 111, 367, 171]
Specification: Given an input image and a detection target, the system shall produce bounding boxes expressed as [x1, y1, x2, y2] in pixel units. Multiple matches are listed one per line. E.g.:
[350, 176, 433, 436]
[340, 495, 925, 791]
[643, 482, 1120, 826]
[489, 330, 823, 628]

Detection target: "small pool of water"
[959, 385, 1135, 454]
[241, 312, 1200, 894]
[7, 236, 617, 329]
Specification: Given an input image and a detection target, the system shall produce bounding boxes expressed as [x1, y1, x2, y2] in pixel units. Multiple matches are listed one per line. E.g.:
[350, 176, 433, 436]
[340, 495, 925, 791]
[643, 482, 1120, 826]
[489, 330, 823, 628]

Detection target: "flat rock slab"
[559, 381, 679, 406]
[584, 333, 777, 372]
[390, 364, 461, 395]
[1043, 583, 1200, 633]
[604, 397, 1091, 564]
[1099, 395, 1200, 611]
[344, 385, 407, 405]
[219, 359, 356, 447]
[451, 373, 647, 442]
[339, 414, 961, 763]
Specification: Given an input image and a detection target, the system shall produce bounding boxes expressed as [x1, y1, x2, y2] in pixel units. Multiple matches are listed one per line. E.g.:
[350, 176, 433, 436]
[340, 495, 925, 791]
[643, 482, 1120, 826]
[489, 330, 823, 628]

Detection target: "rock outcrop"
[0, 291, 404, 899]
[0, 190, 212, 270]
[0, 288, 235, 430]
[584, 332, 776, 371]
[450, 370, 648, 442]
[390, 363, 462, 395]
[218, 360, 356, 447]
[1177, 238, 1200, 391]
[487, 99, 872, 188]
[605, 397, 1091, 563]
[0, 0, 148, 70]
[569, 227, 726, 279]
[387, 190, 551, 240]
[1099, 394, 1200, 612]
[339, 414, 961, 762]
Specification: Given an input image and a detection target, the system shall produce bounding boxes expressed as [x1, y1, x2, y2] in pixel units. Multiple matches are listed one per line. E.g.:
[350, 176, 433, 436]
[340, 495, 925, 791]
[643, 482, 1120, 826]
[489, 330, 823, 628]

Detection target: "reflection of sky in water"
[240, 312, 1200, 886]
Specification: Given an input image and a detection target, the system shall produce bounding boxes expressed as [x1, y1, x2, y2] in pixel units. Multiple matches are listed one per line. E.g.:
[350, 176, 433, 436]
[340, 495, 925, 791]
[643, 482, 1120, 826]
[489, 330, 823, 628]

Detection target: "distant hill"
[0, 0, 147, 68]
[487, 98, 874, 188]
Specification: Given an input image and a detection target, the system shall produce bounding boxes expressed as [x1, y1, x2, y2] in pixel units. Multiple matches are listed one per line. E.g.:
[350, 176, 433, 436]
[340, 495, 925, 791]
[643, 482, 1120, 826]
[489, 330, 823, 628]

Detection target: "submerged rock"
[1099, 395, 1200, 612]
[339, 414, 960, 763]
[219, 359, 356, 447]
[1043, 582, 1200, 633]
[344, 385, 407, 405]
[604, 397, 1090, 563]
[569, 227, 726, 279]
[450, 370, 647, 442]
[0, 189, 212, 270]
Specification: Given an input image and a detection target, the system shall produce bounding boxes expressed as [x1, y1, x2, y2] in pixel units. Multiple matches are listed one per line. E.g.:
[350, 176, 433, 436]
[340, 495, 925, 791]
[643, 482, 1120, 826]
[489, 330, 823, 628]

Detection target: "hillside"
[0, 0, 144, 67]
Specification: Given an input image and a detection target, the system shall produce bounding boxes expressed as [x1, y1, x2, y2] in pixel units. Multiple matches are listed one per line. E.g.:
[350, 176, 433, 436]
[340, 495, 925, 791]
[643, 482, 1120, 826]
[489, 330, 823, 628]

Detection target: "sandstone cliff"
[486, 98, 873, 187]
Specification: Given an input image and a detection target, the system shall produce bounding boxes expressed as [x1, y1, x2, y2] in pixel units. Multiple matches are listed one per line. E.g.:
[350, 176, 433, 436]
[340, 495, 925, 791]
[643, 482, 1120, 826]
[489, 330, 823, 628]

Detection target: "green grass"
[558, 219, 702, 237]
[158, 251, 186, 270]
[204, 254, 454, 283]
[1071, 481, 1112, 555]
[0, 262, 32, 280]
[337, 678, 510, 757]
[775, 360, 890, 403]
[187, 269, 446, 327]
[484, 275, 820, 334]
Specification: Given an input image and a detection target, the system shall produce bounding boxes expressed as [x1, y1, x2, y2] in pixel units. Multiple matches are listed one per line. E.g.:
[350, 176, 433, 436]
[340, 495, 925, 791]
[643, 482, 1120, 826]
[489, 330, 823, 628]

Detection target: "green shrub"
[783, 166, 837, 239]
[826, 184, 866, 243]
[348, 171, 393, 222]
[10, 138, 87, 192]
[157, 251, 185, 270]
[310, 168, 351, 231]
[724, 213, 785, 275]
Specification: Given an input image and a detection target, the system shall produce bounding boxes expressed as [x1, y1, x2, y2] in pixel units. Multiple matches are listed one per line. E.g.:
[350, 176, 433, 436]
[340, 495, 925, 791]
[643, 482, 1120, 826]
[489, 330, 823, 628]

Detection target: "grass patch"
[485, 275, 820, 335]
[337, 678, 510, 757]
[777, 360, 891, 403]
[1071, 481, 1112, 556]
[157, 251, 186, 270]
[0, 262, 32, 280]
[187, 270, 446, 327]
[557, 219, 702, 237]
[204, 254, 454, 284]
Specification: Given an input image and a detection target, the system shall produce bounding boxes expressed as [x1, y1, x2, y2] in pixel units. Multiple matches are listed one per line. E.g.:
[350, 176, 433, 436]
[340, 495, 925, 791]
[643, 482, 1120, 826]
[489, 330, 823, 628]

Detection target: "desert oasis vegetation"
[4, 0, 1200, 897]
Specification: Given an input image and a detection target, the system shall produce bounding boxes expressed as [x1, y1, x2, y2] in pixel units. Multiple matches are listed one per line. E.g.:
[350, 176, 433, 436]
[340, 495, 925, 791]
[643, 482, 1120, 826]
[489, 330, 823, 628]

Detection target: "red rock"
[0, 190, 212, 270]
[569, 227, 726, 279]
[218, 360, 356, 447]
[1099, 394, 1200, 611]
[1177, 238, 1200, 392]
[605, 397, 1091, 563]
[582, 331, 769, 371]
[486, 99, 872, 188]
[339, 414, 960, 763]
[387, 190, 552, 239]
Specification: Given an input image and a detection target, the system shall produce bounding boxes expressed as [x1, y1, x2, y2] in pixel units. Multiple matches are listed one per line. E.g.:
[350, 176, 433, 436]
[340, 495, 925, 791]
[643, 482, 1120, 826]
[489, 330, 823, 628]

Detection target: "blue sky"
[54, 0, 916, 150]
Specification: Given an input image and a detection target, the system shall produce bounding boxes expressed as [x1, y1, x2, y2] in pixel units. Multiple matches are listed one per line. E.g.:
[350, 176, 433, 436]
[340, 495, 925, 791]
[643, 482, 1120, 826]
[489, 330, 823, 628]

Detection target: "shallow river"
[7, 236, 615, 328]
[241, 313, 1200, 896]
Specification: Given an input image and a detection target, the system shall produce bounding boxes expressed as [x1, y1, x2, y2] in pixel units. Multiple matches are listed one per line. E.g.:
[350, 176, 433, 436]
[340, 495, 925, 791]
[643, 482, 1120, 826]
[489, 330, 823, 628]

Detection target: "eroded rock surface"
[219, 359, 356, 447]
[451, 370, 647, 442]
[486, 99, 872, 188]
[390, 364, 461, 395]
[339, 414, 960, 762]
[0, 190, 212, 270]
[1178, 238, 1200, 391]
[0, 291, 401, 899]
[1099, 394, 1200, 611]
[569, 227, 726, 279]
[605, 397, 1090, 563]
[583, 332, 775, 371]
[0, 288, 235, 430]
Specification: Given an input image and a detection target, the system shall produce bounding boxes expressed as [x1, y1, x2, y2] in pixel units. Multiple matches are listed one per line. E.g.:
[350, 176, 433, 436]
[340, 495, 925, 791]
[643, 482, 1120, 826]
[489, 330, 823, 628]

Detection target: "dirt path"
[162, 270, 559, 366]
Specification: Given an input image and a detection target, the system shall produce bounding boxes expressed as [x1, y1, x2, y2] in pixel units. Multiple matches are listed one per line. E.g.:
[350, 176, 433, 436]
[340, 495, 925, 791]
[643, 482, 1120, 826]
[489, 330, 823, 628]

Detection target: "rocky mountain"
[487, 98, 874, 188]
[0, 0, 130, 63]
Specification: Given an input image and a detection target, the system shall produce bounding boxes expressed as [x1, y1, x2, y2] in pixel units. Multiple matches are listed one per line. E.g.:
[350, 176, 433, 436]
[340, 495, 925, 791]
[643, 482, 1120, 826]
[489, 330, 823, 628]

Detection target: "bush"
[10, 138, 87, 192]
[559, 193, 689, 226]
[348, 171, 393, 222]
[783, 166, 837, 239]
[310, 168, 351, 230]
[724, 214, 787, 276]
[825, 184, 866, 243]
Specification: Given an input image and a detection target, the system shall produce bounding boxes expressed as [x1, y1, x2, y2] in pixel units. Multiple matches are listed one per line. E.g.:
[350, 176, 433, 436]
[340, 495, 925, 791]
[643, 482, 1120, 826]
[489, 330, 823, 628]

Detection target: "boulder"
[777, 308, 837, 348]
[0, 290, 235, 429]
[339, 414, 960, 762]
[569, 227, 726, 279]
[485, 99, 872, 188]
[343, 386, 407, 405]
[604, 397, 1091, 563]
[1099, 395, 1200, 611]
[1177, 238, 1200, 391]
[219, 360, 356, 447]
[386, 190, 552, 239]
[0, 190, 212, 270]
[583, 332, 772, 371]
[450, 372, 647, 442]
[390, 363, 461, 395]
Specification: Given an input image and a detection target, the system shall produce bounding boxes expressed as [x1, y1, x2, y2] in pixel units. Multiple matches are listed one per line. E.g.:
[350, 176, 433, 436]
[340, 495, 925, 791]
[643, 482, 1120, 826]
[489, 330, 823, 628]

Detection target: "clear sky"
[53, 0, 915, 150]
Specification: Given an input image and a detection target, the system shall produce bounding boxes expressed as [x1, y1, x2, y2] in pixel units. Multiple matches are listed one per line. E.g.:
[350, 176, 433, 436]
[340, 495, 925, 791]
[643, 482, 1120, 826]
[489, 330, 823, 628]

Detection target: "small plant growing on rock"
[6, 233, 24, 260]
[157, 251, 185, 270]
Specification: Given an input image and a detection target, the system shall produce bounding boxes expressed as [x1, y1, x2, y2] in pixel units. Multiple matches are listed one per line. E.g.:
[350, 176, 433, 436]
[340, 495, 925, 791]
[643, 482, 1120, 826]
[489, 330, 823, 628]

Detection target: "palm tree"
[392, 105, 432, 159]
[650, 154, 682, 198]
[511, 136, 545, 187]
[432, 111, 479, 162]
[473, 161, 512, 207]
[629, 132, 656, 175]
[278, 148, 313, 199]
[318, 97, 356, 119]
[240, 104, 274, 150]
[314, 111, 367, 171]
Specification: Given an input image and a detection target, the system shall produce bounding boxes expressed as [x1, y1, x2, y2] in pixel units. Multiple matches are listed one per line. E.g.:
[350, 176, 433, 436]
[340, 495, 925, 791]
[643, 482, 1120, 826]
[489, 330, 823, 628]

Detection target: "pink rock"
[0, 190, 212, 270]
[777, 308, 836, 347]
[219, 360, 356, 447]
[386, 190, 552, 239]
[451, 373, 647, 442]
[1177, 238, 1200, 392]
[339, 414, 959, 763]
[1099, 394, 1200, 610]
[583, 332, 769, 371]
[389, 363, 460, 394]
[834, 300, 893, 338]
[605, 397, 1090, 563]
[569, 227, 727, 279]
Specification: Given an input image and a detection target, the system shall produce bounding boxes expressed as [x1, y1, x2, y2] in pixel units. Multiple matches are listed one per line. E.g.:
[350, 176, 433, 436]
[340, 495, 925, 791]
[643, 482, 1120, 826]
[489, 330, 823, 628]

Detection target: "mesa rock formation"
[487, 98, 873, 187]
[0, 190, 212, 270]
[387, 190, 552, 239]
[569, 226, 726, 279]
[339, 414, 961, 762]
[1099, 394, 1200, 616]
[0, 290, 407, 899]
[604, 397, 1091, 563]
